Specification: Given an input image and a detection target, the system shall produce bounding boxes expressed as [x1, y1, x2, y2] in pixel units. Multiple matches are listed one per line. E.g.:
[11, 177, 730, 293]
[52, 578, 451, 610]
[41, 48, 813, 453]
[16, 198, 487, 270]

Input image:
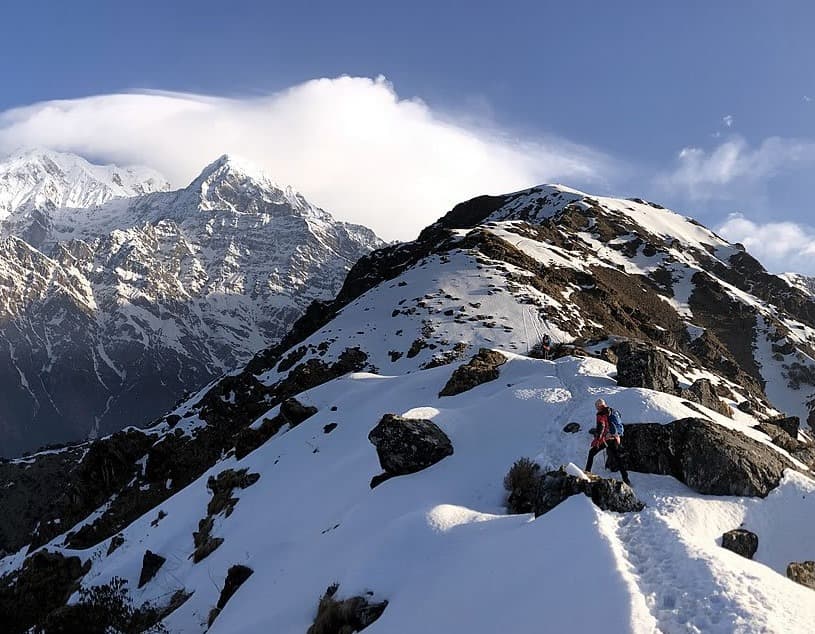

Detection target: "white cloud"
[656, 135, 815, 201]
[0, 76, 617, 241]
[722, 114, 734, 128]
[717, 213, 815, 273]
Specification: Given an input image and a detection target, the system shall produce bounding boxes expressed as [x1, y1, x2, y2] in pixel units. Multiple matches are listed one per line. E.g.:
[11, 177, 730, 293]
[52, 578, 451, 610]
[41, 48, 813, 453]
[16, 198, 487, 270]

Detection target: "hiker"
[585, 398, 631, 486]
[540, 334, 552, 360]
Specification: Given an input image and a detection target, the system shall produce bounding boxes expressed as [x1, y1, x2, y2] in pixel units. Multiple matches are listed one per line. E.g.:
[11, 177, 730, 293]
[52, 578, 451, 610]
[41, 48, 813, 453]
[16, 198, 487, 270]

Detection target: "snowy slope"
[11, 357, 815, 634]
[0, 151, 382, 456]
[2, 182, 815, 633]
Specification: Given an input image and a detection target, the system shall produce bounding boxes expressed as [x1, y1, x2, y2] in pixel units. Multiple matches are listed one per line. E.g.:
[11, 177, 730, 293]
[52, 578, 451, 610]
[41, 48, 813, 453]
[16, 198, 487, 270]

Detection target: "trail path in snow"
[607, 485, 802, 634]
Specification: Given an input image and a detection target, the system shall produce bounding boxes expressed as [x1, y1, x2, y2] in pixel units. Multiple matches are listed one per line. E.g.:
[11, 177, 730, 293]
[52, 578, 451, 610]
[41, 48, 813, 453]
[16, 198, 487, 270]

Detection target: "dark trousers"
[585, 438, 630, 484]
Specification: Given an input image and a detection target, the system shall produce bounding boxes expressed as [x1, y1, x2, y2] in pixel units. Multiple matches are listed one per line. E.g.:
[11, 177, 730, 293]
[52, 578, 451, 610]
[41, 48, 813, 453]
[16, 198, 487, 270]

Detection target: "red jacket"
[592, 408, 610, 447]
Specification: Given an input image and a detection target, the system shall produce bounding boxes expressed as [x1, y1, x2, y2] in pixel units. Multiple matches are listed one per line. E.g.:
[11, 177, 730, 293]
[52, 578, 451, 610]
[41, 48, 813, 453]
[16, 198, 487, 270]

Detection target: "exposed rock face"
[368, 414, 453, 486]
[680, 378, 732, 417]
[208, 564, 254, 627]
[624, 419, 795, 496]
[721, 529, 759, 559]
[234, 397, 319, 460]
[615, 341, 676, 394]
[280, 398, 319, 426]
[192, 469, 260, 563]
[787, 561, 815, 590]
[138, 550, 166, 588]
[532, 468, 644, 517]
[766, 415, 800, 438]
[439, 348, 507, 397]
[755, 423, 800, 453]
[0, 549, 87, 634]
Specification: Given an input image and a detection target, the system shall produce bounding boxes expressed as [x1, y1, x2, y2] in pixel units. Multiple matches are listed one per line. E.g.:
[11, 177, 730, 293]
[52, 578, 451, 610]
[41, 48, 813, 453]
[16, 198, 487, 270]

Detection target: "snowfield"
[15, 354, 812, 633]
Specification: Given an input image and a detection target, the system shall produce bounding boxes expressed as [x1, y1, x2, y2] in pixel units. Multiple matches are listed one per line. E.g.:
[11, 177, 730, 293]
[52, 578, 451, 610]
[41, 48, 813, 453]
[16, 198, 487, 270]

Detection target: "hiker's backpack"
[608, 407, 624, 436]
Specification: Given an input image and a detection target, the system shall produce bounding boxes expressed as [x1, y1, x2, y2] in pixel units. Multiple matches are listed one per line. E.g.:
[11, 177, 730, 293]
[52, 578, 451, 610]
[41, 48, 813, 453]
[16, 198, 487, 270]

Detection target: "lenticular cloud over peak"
[0, 76, 616, 240]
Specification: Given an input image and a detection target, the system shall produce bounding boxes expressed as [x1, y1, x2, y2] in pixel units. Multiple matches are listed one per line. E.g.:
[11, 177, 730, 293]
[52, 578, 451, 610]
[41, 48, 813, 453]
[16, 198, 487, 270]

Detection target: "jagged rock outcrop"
[138, 550, 166, 588]
[439, 348, 507, 397]
[532, 468, 644, 517]
[368, 414, 453, 487]
[624, 419, 795, 496]
[192, 469, 260, 563]
[208, 565, 254, 627]
[766, 415, 800, 438]
[721, 529, 759, 559]
[614, 341, 677, 394]
[787, 561, 815, 590]
[680, 378, 732, 417]
[755, 422, 800, 453]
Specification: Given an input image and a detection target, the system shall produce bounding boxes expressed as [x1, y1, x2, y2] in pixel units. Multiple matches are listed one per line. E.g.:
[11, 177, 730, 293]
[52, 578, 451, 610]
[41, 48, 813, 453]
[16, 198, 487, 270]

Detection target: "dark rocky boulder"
[765, 415, 800, 439]
[0, 550, 87, 634]
[137, 550, 166, 588]
[623, 419, 795, 497]
[208, 564, 254, 627]
[721, 529, 759, 559]
[438, 348, 506, 397]
[737, 400, 754, 414]
[680, 378, 732, 417]
[614, 341, 677, 394]
[562, 422, 581, 433]
[368, 414, 453, 487]
[279, 397, 319, 426]
[754, 423, 800, 453]
[533, 468, 644, 517]
[787, 561, 815, 590]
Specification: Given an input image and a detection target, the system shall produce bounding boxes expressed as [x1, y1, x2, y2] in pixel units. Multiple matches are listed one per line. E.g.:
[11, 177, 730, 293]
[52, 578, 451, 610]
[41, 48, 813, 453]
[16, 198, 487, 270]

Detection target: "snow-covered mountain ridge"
[0, 148, 169, 219]
[0, 150, 382, 456]
[1, 183, 814, 632]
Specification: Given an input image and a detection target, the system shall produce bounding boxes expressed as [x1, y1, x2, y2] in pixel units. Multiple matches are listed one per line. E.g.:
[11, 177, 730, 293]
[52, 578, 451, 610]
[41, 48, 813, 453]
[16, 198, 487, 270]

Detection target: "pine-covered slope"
[0, 152, 382, 456]
[1, 184, 814, 633]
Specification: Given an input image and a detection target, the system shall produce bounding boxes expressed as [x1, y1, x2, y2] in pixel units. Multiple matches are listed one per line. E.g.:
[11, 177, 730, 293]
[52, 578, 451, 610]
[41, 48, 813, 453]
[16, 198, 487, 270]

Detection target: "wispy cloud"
[717, 213, 815, 274]
[0, 76, 619, 241]
[722, 114, 734, 128]
[656, 135, 815, 201]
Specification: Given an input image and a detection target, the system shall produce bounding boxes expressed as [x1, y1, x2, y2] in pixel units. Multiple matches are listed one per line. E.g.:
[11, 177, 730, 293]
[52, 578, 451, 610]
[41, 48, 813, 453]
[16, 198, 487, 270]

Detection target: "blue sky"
[1, 0, 814, 269]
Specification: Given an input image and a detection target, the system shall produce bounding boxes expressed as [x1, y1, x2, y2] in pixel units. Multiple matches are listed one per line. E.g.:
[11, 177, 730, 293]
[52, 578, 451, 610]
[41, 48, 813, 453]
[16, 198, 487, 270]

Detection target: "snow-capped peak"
[185, 154, 327, 219]
[0, 148, 170, 218]
[194, 153, 277, 187]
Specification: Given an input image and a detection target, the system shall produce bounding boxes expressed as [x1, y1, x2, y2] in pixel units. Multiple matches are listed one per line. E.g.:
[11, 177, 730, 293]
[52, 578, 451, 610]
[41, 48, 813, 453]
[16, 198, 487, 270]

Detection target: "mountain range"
[0, 149, 381, 456]
[1, 178, 814, 632]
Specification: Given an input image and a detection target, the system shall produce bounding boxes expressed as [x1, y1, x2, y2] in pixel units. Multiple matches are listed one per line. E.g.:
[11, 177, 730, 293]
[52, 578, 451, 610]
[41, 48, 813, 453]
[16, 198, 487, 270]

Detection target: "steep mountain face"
[1, 184, 814, 633]
[0, 151, 382, 456]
